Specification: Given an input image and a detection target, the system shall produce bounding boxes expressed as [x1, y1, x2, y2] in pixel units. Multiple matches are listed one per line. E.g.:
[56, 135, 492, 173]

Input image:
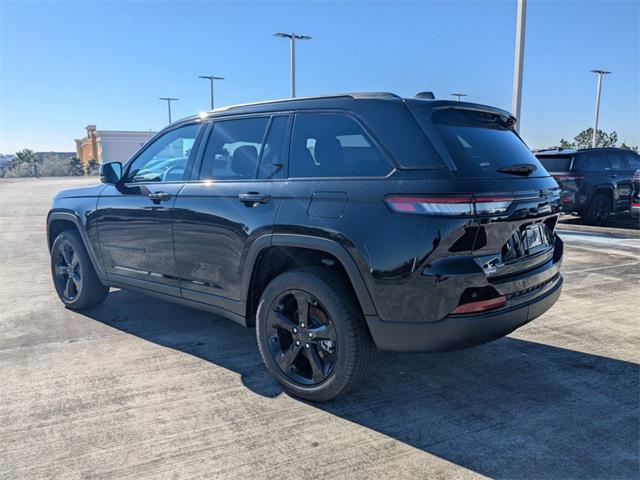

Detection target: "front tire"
[51, 230, 109, 309]
[256, 267, 375, 402]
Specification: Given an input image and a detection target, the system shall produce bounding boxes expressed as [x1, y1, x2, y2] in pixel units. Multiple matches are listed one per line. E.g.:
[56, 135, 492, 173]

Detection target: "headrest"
[314, 137, 343, 168]
[231, 145, 258, 178]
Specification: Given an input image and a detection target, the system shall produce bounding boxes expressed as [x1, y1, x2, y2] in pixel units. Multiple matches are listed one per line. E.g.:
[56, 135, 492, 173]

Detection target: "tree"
[13, 149, 38, 164]
[559, 128, 622, 150]
[87, 158, 100, 175]
[12, 149, 40, 176]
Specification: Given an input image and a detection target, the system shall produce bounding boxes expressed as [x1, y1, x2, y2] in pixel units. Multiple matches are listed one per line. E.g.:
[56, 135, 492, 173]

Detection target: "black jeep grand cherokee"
[48, 93, 563, 401]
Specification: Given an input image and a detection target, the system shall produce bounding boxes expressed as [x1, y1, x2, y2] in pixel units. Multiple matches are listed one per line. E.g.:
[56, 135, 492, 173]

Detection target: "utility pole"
[199, 75, 225, 110]
[511, 0, 527, 132]
[274, 32, 311, 97]
[159, 97, 179, 124]
[450, 93, 467, 102]
[590, 69, 611, 148]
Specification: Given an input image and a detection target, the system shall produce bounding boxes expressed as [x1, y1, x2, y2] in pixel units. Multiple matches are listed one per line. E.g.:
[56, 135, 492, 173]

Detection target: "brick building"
[75, 125, 156, 167]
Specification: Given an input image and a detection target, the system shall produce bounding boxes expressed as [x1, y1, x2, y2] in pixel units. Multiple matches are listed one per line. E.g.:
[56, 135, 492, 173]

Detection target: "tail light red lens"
[385, 195, 513, 216]
[451, 295, 506, 314]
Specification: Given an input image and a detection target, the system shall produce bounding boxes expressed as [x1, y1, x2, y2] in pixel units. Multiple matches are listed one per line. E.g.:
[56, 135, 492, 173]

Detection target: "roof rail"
[212, 92, 401, 113]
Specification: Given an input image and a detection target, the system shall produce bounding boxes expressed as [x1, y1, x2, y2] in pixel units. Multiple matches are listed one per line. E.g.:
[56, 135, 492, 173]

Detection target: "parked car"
[47, 93, 564, 401]
[535, 147, 640, 225]
[631, 169, 640, 219]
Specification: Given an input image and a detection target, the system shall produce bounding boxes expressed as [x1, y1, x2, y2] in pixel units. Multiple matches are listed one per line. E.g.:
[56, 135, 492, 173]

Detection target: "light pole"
[159, 97, 179, 124]
[199, 75, 225, 110]
[511, 0, 527, 132]
[590, 69, 611, 148]
[450, 93, 467, 102]
[274, 32, 311, 98]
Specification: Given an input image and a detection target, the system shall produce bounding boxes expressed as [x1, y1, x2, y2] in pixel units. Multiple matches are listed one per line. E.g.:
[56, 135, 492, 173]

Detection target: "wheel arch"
[47, 211, 105, 278]
[242, 234, 377, 327]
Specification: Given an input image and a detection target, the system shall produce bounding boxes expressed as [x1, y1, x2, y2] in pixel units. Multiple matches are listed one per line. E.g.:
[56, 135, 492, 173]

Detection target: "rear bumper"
[366, 274, 562, 352]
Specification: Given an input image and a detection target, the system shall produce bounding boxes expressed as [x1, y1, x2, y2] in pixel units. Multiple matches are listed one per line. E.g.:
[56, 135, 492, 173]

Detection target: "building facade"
[75, 125, 156, 167]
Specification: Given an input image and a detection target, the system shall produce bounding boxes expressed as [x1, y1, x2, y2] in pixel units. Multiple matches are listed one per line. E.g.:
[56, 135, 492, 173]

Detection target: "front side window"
[290, 113, 390, 178]
[605, 151, 625, 170]
[126, 124, 200, 183]
[199, 117, 270, 180]
[623, 151, 640, 170]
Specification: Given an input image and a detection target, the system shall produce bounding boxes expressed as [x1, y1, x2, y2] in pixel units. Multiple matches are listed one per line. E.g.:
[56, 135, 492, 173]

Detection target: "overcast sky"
[0, 0, 637, 154]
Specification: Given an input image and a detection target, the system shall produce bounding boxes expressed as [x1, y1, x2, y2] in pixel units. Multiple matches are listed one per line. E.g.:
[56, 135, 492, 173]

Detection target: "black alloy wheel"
[53, 239, 82, 302]
[50, 230, 109, 309]
[256, 267, 375, 401]
[266, 289, 338, 386]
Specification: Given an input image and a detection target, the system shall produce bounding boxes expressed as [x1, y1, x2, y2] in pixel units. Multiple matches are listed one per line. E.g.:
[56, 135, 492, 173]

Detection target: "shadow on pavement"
[84, 289, 639, 480]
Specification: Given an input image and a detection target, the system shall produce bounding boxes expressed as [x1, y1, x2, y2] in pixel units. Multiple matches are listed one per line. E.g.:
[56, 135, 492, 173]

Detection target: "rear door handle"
[238, 192, 270, 205]
[149, 191, 172, 202]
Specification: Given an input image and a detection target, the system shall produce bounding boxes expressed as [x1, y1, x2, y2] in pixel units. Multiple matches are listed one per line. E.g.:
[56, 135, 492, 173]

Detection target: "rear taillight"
[385, 195, 513, 216]
[451, 295, 506, 314]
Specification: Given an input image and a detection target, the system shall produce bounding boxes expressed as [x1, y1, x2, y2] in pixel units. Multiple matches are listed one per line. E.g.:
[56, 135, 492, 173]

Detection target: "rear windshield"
[429, 109, 547, 178]
[536, 155, 573, 172]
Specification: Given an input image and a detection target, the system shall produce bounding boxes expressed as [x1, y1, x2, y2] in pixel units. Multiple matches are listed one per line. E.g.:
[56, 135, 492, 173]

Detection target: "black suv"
[535, 147, 640, 225]
[48, 93, 563, 401]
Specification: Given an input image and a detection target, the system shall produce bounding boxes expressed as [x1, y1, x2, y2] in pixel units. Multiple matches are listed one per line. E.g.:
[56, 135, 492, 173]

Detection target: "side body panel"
[94, 182, 185, 293]
[173, 180, 286, 313]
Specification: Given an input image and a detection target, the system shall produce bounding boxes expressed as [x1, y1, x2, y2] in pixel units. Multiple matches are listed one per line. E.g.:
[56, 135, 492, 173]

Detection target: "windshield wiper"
[497, 164, 537, 176]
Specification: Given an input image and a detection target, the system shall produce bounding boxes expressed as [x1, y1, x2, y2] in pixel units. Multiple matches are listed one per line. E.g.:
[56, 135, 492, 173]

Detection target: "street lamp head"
[591, 69, 611, 75]
[199, 75, 225, 81]
[159, 97, 179, 101]
[274, 32, 311, 40]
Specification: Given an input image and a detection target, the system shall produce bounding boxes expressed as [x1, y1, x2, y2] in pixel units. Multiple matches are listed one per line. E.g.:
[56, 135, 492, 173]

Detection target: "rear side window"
[537, 155, 574, 172]
[199, 117, 269, 180]
[573, 152, 608, 171]
[431, 109, 546, 177]
[290, 113, 391, 178]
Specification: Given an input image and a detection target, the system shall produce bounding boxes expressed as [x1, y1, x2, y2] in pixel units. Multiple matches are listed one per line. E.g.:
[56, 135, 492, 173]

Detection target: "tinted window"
[199, 117, 269, 180]
[290, 113, 390, 178]
[127, 124, 200, 183]
[573, 152, 608, 171]
[431, 109, 546, 177]
[623, 151, 640, 170]
[537, 155, 574, 172]
[258, 116, 289, 179]
[605, 151, 625, 170]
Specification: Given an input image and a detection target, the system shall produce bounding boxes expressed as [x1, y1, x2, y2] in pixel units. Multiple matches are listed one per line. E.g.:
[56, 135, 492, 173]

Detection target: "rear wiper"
[497, 164, 537, 176]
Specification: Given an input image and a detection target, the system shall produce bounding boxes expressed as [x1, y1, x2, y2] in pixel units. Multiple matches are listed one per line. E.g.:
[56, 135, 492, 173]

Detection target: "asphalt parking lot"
[1, 177, 638, 480]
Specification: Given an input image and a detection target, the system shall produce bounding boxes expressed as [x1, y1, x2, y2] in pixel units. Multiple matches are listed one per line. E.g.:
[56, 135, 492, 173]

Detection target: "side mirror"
[100, 162, 123, 184]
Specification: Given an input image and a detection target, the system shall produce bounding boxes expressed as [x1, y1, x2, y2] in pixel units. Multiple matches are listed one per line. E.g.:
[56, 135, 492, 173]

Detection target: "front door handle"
[238, 192, 270, 205]
[149, 191, 172, 202]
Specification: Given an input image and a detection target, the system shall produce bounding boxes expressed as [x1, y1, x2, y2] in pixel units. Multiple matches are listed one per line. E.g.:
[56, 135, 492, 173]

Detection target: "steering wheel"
[162, 165, 184, 182]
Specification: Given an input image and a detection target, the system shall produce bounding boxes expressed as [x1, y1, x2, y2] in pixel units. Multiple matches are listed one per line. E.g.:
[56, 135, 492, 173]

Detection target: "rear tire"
[583, 193, 612, 226]
[51, 230, 109, 309]
[256, 267, 375, 402]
